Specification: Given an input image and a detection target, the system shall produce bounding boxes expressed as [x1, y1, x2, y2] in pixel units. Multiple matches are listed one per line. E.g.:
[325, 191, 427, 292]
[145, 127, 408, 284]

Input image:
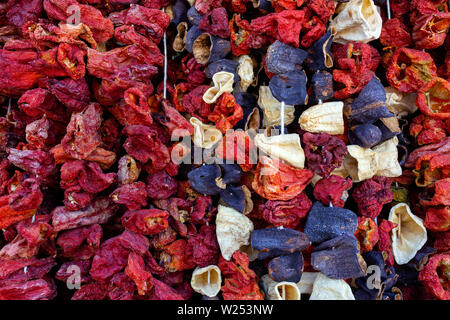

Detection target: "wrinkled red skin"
[199, 7, 230, 39]
[125, 252, 153, 296]
[110, 87, 153, 127]
[190, 195, 216, 224]
[110, 182, 147, 210]
[405, 137, 450, 169]
[352, 176, 394, 219]
[25, 117, 59, 150]
[72, 282, 108, 300]
[413, 12, 450, 49]
[181, 56, 207, 87]
[121, 209, 169, 235]
[271, 0, 303, 11]
[377, 219, 397, 266]
[0, 277, 57, 300]
[146, 171, 177, 200]
[57, 224, 102, 260]
[410, 115, 448, 145]
[307, 0, 335, 23]
[153, 198, 193, 238]
[56, 43, 86, 80]
[160, 239, 195, 273]
[386, 47, 437, 93]
[208, 93, 244, 134]
[0, 47, 68, 97]
[5, 0, 43, 28]
[55, 260, 92, 284]
[419, 178, 450, 208]
[313, 175, 353, 207]
[0, 215, 53, 260]
[176, 84, 212, 123]
[250, 10, 305, 48]
[380, 18, 412, 48]
[415, 77, 450, 119]
[301, 15, 326, 48]
[303, 132, 348, 178]
[149, 278, 184, 300]
[229, 14, 269, 56]
[8, 148, 56, 178]
[155, 99, 194, 138]
[51, 197, 118, 232]
[218, 251, 264, 300]
[186, 224, 220, 268]
[252, 156, 314, 201]
[60, 160, 117, 196]
[61, 103, 103, 160]
[149, 226, 177, 250]
[261, 192, 312, 228]
[410, 0, 449, 25]
[90, 230, 149, 282]
[8, 177, 43, 212]
[354, 216, 379, 253]
[195, 0, 223, 14]
[425, 205, 450, 232]
[215, 130, 256, 172]
[122, 124, 170, 172]
[418, 253, 450, 300]
[43, 0, 114, 43]
[434, 231, 450, 252]
[46, 77, 91, 113]
[333, 42, 381, 72]
[17, 88, 66, 122]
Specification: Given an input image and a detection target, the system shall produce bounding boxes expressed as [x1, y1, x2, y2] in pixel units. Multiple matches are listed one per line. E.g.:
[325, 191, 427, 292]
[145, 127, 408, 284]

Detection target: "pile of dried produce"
[0, 0, 448, 300]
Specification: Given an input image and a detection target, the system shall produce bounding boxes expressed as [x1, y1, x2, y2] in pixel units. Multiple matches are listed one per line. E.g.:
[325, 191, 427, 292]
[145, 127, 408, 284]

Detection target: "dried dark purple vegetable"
[269, 70, 308, 106]
[193, 33, 231, 65]
[344, 77, 394, 124]
[251, 227, 311, 259]
[376, 117, 401, 142]
[185, 26, 203, 53]
[310, 70, 334, 104]
[219, 164, 242, 185]
[205, 59, 239, 80]
[268, 252, 303, 283]
[311, 235, 366, 279]
[220, 185, 245, 213]
[187, 6, 203, 26]
[171, 0, 189, 25]
[265, 41, 308, 75]
[304, 202, 358, 244]
[349, 123, 383, 148]
[305, 30, 333, 71]
[187, 164, 222, 195]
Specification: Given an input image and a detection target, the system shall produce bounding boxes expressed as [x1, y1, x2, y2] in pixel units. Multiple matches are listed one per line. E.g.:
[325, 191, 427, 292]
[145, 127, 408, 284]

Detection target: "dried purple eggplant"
[344, 77, 394, 124]
[205, 59, 239, 80]
[171, 0, 189, 25]
[269, 70, 308, 106]
[310, 71, 334, 104]
[187, 165, 222, 195]
[219, 164, 242, 185]
[251, 227, 311, 259]
[220, 185, 245, 213]
[187, 6, 203, 26]
[349, 123, 383, 148]
[305, 30, 333, 71]
[311, 235, 366, 279]
[185, 26, 203, 53]
[193, 33, 231, 65]
[265, 41, 308, 75]
[268, 252, 303, 283]
[376, 117, 401, 142]
[304, 202, 358, 244]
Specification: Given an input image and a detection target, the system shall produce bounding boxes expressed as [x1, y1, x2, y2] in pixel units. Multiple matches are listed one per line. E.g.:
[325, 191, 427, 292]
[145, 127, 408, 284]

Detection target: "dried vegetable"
[0, 0, 448, 301]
